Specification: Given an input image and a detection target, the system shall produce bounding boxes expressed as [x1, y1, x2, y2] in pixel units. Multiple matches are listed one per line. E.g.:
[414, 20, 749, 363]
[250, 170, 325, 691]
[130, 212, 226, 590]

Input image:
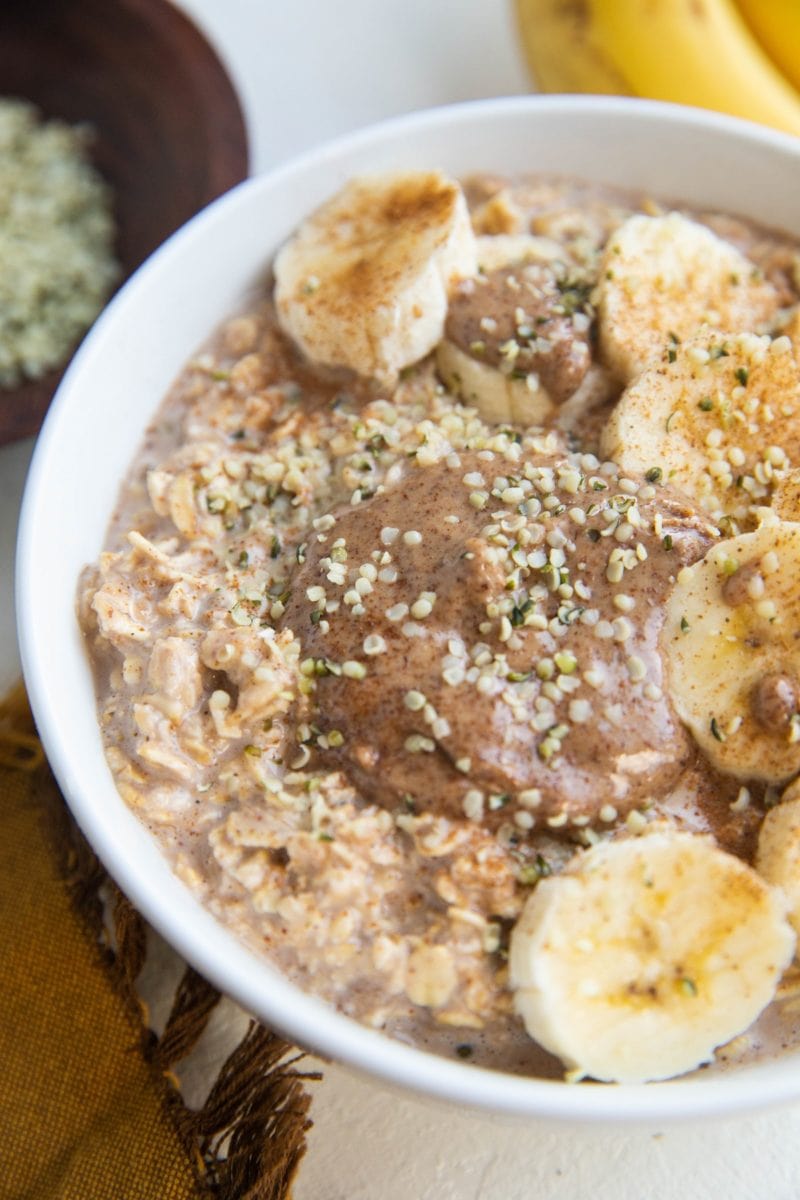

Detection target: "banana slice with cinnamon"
[601, 328, 800, 528]
[597, 212, 777, 383]
[757, 778, 800, 934]
[274, 170, 477, 383]
[663, 522, 800, 782]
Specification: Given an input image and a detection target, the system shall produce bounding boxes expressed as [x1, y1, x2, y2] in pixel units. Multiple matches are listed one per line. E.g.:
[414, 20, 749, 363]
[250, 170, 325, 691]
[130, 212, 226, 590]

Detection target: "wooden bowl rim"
[0, 0, 249, 445]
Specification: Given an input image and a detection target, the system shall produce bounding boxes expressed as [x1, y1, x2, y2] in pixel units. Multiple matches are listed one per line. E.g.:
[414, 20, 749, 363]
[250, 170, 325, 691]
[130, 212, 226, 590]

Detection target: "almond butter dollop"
[445, 264, 592, 405]
[282, 450, 713, 831]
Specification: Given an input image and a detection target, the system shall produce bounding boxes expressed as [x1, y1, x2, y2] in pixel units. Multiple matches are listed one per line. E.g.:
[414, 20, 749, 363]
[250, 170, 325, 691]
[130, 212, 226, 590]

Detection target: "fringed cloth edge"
[0, 680, 319, 1200]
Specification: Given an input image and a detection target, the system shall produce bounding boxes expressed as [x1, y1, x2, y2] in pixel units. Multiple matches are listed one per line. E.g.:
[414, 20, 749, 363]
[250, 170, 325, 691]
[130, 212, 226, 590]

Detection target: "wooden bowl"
[0, 0, 249, 444]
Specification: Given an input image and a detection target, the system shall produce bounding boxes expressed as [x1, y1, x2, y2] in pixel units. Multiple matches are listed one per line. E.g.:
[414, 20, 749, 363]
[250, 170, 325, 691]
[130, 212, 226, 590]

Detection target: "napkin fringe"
[13, 685, 318, 1200]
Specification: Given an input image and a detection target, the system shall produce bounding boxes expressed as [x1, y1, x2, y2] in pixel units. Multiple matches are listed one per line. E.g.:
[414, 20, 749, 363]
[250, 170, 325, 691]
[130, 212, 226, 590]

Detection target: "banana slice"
[757, 779, 800, 933]
[600, 329, 800, 527]
[437, 339, 610, 429]
[663, 522, 800, 782]
[436, 338, 556, 425]
[784, 306, 800, 360]
[773, 468, 800, 519]
[437, 249, 594, 425]
[509, 831, 794, 1084]
[597, 212, 777, 383]
[273, 171, 477, 383]
[770, 313, 800, 519]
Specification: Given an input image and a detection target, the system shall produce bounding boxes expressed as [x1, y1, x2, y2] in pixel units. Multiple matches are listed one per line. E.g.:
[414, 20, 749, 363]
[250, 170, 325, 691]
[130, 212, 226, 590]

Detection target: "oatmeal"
[79, 170, 800, 1084]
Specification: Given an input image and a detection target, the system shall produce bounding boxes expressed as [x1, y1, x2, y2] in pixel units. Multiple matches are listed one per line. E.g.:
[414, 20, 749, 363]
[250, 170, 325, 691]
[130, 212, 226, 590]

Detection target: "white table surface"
[3, 3, 800, 1196]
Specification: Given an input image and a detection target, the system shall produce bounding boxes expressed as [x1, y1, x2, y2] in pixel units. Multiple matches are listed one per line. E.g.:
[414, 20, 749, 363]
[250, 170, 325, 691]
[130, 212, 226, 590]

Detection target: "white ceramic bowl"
[17, 95, 800, 1123]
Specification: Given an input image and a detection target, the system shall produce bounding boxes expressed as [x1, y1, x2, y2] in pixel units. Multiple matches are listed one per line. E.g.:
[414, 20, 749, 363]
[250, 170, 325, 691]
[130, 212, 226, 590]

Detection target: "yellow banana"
[513, 0, 626, 94]
[736, 0, 800, 96]
[514, 0, 800, 137]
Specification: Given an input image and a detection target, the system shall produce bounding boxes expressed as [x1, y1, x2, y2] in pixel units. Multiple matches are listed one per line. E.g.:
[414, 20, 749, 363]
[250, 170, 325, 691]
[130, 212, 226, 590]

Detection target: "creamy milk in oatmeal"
[79, 171, 800, 1084]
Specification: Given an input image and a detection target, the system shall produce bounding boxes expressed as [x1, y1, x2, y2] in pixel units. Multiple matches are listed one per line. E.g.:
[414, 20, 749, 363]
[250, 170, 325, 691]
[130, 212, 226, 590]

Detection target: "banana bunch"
[514, 0, 800, 137]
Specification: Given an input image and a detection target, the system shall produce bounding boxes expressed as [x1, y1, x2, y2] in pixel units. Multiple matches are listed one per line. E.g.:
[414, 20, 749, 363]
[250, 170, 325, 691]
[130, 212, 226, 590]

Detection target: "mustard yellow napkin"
[0, 682, 314, 1200]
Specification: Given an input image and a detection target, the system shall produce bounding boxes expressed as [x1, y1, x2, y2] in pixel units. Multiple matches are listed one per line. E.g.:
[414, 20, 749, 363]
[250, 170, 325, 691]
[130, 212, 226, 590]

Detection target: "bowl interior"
[0, 0, 248, 443]
[17, 96, 800, 1123]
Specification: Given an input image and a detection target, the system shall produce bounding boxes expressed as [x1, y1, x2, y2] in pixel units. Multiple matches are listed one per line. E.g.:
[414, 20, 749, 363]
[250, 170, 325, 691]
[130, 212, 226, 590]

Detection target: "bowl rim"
[17, 92, 800, 1124]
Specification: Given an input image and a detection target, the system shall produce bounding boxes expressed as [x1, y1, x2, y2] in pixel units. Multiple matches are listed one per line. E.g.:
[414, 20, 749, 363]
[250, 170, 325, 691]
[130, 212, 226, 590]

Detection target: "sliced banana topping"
[757, 779, 800, 934]
[600, 329, 800, 527]
[438, 256, 593, 426]
[436, 338, 556, 425]
[273, 170, 477, 383]
[772, 467, 800, 520]
[663, 522, 800, 782]
[777, 306, 800, 361]
[597, 212, 777, 383]
[509, 831, 794, 1084]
